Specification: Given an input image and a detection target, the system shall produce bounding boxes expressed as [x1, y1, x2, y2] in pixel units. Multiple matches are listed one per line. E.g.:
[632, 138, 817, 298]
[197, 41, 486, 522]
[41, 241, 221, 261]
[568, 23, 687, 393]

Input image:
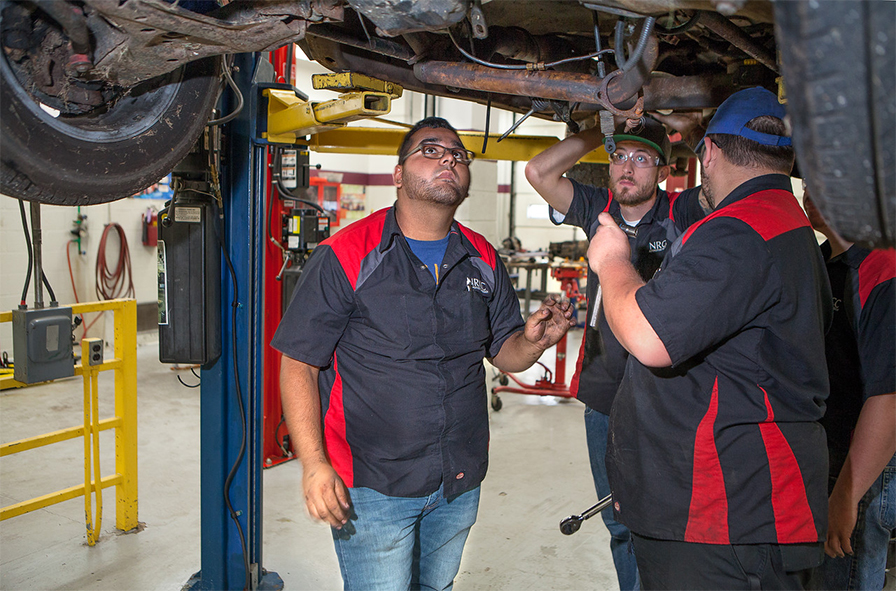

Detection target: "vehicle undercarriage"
[1, 0, 892, 247]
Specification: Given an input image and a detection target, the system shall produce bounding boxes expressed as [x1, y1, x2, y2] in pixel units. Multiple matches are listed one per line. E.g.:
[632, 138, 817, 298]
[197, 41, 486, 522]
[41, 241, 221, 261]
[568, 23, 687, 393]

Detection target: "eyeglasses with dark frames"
[609, 150, 661, 168]
[401, 143, 475, 166]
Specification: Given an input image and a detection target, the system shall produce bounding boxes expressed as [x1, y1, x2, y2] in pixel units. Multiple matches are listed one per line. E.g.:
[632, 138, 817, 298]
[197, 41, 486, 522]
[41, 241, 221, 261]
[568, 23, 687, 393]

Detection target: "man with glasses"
[526, 116, 706, 590]
[273, 117, 575, 590]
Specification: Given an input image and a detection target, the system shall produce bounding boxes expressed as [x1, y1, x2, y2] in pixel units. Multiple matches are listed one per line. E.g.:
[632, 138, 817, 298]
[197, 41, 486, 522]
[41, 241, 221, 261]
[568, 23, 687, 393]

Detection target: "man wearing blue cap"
[526, 116, 706, 591]
[588, 87, 832, 589]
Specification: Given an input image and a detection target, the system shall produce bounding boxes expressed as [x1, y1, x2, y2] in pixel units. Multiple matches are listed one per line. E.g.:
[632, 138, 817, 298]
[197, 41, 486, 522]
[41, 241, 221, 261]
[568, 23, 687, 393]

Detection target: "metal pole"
[29, 202, 43, 308]
[508, 114, 517, 241]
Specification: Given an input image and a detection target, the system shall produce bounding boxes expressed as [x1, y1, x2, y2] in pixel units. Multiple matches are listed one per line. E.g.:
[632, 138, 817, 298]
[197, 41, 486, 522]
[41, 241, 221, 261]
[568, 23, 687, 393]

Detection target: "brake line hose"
[615, 16, 656, 72]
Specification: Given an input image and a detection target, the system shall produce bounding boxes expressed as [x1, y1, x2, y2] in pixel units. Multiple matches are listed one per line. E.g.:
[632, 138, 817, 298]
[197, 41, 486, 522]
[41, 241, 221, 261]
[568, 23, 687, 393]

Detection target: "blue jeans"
[331, 483, 480, 591]
[585, 406, 641, 591]
[813, 452, 896, 590]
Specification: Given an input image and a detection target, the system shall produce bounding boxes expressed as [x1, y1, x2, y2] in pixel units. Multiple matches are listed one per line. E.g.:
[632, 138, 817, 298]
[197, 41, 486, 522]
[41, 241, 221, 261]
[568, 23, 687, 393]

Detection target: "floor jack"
[489, 262, 586, 411]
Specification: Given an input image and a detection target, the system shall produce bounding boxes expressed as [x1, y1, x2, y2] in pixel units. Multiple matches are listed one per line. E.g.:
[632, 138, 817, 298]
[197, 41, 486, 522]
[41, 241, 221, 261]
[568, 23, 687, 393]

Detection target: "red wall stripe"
[311, 172, 513, 192]
[311, 170, 394, 186]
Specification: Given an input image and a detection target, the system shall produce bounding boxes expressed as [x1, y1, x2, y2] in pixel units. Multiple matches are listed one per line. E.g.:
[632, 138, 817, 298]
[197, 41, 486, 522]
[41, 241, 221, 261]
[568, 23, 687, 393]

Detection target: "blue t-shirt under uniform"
[406, 235, 450, 284]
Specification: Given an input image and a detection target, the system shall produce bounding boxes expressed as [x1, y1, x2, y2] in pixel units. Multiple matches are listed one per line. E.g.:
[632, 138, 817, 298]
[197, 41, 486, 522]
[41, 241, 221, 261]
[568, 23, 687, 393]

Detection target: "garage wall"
[0, 196, 166, 351]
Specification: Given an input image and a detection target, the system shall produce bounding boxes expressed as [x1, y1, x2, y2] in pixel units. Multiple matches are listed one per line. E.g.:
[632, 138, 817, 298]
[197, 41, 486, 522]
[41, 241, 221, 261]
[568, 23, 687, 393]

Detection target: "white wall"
[1, 195, 166, 350]
[495, 113, 585, 251]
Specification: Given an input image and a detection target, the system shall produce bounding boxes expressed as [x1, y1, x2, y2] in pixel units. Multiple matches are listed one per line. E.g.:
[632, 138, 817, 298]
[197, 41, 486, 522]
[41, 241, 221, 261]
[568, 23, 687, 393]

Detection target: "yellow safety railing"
[0, 299, 138, 545]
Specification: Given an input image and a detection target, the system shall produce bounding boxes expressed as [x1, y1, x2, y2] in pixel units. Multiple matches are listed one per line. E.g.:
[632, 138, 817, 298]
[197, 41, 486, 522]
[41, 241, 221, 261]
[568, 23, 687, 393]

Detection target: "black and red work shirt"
[820, 243, 896, 483]
[550, 181, 705, 414]
[271, 206, 524, 499]
[608, 175, 833, 546]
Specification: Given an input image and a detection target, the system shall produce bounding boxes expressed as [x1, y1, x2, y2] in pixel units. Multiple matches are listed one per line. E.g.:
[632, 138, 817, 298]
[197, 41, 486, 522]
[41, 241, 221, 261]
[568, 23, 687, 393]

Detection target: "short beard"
[699, 166, 716, 210]
[403, 169, 468, 207]
[609, 174, 656, 207]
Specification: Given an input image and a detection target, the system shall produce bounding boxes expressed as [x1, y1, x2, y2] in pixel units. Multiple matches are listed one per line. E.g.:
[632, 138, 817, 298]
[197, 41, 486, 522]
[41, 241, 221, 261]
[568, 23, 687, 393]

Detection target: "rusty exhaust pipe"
[414, 60, 648, 109]
[414, 31, 656, 109]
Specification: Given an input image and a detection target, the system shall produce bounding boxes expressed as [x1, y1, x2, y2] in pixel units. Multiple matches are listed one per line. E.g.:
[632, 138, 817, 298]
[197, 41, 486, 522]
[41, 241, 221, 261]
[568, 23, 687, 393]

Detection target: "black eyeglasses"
[609, 150, 661, 168]
[402, 143, 475, 166]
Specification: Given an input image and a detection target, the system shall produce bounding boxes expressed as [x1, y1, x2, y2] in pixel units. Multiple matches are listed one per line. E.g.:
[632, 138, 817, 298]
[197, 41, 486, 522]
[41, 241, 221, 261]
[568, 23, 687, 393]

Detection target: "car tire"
[0, 53, 221, 206]
[774, 0, 895, 248]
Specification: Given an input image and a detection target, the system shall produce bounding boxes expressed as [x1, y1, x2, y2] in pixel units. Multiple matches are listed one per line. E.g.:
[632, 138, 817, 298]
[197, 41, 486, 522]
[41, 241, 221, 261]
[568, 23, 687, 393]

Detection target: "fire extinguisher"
[142, 208, 158, 246]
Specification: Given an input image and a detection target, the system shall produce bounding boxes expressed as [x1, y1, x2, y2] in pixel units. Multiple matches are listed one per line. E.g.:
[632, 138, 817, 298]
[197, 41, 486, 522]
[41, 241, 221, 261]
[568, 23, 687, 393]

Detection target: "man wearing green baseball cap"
[526, 115, 707, 590]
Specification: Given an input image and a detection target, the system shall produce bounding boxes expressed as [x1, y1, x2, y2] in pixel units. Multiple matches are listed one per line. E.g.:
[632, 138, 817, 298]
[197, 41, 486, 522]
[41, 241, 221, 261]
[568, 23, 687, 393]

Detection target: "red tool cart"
[489, 262, 586, 411]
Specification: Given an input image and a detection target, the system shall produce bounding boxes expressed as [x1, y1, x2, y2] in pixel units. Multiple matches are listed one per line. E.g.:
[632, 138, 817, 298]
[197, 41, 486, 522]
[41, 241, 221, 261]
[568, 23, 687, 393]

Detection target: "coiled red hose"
[95, 223, 135, 301]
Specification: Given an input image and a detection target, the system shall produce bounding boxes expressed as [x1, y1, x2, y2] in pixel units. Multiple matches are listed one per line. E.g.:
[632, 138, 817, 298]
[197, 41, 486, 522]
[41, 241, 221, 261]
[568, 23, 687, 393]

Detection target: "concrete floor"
[4, 328, 894, 591]
[1, 328, 621, 590]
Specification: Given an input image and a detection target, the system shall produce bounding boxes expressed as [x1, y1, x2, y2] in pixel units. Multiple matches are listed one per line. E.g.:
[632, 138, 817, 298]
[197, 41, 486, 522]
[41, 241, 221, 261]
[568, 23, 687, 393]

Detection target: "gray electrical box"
[12, 307, 74, 384]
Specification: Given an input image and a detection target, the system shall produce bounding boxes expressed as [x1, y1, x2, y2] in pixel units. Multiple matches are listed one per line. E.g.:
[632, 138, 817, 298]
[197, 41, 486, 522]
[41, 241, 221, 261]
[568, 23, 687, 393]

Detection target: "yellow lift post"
[308, 126, 609, 164]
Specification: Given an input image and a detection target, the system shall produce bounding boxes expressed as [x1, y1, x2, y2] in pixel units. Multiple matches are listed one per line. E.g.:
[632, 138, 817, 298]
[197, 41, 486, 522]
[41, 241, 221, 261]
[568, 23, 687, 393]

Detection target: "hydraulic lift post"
[186, 52, 282, 591]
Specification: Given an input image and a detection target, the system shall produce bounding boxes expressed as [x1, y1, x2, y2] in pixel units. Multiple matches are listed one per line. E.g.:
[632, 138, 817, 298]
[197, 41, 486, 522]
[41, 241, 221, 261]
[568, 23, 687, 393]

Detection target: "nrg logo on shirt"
[648, 240, 667, 253]
[466, 277, 490, 295]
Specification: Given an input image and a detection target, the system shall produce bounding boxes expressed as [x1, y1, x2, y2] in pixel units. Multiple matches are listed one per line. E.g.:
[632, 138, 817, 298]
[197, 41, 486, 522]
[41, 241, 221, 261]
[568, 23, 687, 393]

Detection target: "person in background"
[589, 87, 832, 589]
[272, 117, 575, 591]
[803, 189, 896, 590]
[525, 116, 706, 590]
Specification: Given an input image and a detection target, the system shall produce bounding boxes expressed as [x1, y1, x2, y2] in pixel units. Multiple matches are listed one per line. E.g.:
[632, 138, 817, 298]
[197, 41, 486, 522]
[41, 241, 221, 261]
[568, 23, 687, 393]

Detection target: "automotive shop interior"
[2, 1, 895, 590]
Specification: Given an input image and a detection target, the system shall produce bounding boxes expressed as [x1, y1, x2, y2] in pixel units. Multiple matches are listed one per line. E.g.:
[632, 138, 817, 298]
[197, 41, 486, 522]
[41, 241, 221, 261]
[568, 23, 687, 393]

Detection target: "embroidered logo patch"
[648, 239, 667, 253]
[466, 277, 490, 295]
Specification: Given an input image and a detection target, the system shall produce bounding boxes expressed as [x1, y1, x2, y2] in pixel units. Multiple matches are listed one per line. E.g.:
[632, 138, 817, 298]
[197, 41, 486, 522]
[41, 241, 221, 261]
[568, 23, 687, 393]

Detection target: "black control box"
[157, 197, 221, 365]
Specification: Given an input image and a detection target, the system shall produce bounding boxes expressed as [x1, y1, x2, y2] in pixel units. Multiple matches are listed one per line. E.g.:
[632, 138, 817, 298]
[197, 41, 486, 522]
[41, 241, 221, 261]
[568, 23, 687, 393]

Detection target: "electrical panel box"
[157, 197, 221, 365]
[11, 307, 74, 384]
[284, 208, 330, 253]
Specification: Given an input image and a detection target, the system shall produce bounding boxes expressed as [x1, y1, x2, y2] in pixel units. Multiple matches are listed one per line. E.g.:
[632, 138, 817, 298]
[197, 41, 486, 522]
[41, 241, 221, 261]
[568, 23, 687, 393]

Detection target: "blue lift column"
[186, 52, 283, 591]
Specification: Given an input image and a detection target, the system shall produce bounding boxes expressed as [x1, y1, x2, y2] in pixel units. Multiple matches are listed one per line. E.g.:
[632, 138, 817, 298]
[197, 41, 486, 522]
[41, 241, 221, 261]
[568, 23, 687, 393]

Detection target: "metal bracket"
[259, 74, 403, 144]
[596, 70, 644, 120]
[311, 72, 403, 98]
[470, 0, 489, 39]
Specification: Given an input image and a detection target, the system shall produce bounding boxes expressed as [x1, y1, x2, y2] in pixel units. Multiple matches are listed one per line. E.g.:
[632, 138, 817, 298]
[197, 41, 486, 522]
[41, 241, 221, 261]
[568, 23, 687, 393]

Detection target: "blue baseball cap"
[697, 87, 791, 153]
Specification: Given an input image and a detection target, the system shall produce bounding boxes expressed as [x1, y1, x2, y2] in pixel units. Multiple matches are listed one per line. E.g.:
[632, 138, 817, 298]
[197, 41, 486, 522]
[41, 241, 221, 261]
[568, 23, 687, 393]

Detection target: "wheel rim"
[0, 6, 187, 144]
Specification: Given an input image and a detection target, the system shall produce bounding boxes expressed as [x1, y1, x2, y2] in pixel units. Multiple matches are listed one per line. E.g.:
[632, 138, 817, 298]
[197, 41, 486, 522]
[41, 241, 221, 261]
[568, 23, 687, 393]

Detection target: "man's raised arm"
[525, 126, 604, 216]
